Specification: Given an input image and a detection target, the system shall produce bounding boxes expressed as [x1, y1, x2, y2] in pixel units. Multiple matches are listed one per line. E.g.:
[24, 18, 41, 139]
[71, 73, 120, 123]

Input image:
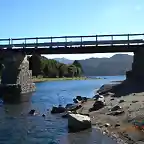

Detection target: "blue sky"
[0, 0, 143, 59]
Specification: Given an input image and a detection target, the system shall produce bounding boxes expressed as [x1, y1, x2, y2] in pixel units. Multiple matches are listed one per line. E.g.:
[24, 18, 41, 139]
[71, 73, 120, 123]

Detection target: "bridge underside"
[0, 45, 143, 55]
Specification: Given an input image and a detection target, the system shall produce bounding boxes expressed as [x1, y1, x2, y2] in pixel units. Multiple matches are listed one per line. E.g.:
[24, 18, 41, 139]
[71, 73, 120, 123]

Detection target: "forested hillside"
[28, 55, 83, 78]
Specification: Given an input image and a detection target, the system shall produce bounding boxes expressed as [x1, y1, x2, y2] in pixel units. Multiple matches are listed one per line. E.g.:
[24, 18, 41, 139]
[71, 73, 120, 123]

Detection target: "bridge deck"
[0, 33, 144, 54]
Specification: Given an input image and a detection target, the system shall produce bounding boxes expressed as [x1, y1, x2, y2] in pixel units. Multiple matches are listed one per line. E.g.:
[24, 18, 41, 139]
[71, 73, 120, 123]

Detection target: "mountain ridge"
[53, 54, 133, 76]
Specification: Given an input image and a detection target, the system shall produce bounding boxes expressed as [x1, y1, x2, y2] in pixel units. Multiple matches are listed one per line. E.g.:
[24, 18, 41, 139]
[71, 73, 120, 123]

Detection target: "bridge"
[0, 33, 144, 104]
[0, 33, 144, 54]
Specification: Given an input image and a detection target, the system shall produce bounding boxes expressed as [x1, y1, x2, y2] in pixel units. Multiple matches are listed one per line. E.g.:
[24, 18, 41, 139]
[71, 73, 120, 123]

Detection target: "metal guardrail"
[0, 33, 144, 48]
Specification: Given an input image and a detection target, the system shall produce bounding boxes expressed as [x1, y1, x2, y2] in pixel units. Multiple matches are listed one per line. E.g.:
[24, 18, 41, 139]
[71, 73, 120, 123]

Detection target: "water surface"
[0, 76, 125, 144]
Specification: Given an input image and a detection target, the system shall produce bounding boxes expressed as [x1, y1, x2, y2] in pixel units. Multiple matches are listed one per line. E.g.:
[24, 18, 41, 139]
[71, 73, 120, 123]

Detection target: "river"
[0, 76, 125, 144]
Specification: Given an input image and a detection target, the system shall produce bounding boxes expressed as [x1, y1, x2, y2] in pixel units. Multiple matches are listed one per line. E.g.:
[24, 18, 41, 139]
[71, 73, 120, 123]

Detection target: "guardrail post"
[11, 39, 13, 46]
[81, 36, 82, 47]
[24, 38, 26, 48]
[65, 36, 67, 48]
[96, 35, 97, 46]
[35, 37, 38, 48]
[9, 38, 10, 45]
[128, 34, 129, 46]
[50, 37, 52, 48]
[111, 35, 113, 46]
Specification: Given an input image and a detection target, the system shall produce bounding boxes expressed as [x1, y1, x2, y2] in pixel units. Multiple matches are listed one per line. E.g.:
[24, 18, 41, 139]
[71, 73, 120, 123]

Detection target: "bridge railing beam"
[0, 33, 144, 48]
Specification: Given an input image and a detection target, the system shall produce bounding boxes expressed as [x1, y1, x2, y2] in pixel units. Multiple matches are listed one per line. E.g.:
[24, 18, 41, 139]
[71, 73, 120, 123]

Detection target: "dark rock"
[29, 109, 36, 115]
[42, 114, 45, 117]
[115, 124, 120, 127]
[111, 105, 122, 111]
[51, 106, 66, 114]
[107, 110, 124, 116]
[73, 98, 78, 103]
[76, 96, 82, 101]
[119, 100, 125, 103]
[93, 94, 100, 100]
[110, 98, 115, 101]
[89, 101, 104, 112]
[132, 100, 138, 103]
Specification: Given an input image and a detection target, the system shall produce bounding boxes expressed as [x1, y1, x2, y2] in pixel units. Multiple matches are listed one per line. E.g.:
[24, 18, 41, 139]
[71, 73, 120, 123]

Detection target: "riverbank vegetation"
[28, 54, 83, 78]
[32, 76, 88, 83]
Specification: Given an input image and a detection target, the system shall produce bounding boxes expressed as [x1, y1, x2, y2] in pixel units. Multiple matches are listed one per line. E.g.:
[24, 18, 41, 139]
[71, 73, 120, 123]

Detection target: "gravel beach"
[76, 91, 144, 144]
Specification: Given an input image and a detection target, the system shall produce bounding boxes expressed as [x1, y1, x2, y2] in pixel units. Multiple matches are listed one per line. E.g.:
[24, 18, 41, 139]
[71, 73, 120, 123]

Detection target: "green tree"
[73, 60, 83, 74]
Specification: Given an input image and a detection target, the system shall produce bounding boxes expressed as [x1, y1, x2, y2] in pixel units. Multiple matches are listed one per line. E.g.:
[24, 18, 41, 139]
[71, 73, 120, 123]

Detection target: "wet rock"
[73, 98, 78, 103]
[68, 113, 91, 133]
[119, 99, 125, 103]
[28, 109, 36, 115]
[76, 96, 82, 101]
[51, 106, 66, 114]
[107, 110, 124, 116]
[111, 105, 122, 111]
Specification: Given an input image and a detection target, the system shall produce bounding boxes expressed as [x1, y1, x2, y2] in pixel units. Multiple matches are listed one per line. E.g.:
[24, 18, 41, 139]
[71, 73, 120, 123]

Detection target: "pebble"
[105, 123, 111, 127]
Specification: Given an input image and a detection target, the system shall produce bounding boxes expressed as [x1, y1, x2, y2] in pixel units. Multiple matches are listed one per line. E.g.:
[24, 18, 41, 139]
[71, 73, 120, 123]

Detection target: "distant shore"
[32, 77, 103, 83]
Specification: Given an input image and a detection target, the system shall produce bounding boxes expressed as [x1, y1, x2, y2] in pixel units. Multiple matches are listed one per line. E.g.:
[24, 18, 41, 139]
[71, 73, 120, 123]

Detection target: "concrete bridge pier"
[126, 48, 144, 83]
[0, 52, 35, 104]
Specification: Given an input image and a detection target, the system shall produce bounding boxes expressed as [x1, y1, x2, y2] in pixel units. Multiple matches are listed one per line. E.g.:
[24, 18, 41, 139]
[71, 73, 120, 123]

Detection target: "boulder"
[51, 106, 66, 114]
[68, 113, 92, 133]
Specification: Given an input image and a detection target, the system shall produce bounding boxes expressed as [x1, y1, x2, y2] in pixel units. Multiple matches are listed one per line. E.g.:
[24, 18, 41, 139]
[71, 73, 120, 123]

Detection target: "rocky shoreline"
[49, 81, 144, 144]
[76, 84, 144, 144]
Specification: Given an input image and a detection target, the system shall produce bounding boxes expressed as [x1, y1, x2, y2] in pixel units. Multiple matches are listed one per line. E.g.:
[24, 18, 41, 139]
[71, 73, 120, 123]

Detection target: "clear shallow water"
[0, 76, 125, 144]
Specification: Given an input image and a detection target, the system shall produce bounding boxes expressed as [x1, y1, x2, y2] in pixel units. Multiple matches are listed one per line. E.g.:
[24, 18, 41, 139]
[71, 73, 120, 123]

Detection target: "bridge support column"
[0, 52, 35, 104]
[126, 48, 144, 82]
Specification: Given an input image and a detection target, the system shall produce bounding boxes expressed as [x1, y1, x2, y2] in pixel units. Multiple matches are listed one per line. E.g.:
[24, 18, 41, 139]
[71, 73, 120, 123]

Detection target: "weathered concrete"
[0, 52, 35, 103]
[128, 49, 144, 82]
